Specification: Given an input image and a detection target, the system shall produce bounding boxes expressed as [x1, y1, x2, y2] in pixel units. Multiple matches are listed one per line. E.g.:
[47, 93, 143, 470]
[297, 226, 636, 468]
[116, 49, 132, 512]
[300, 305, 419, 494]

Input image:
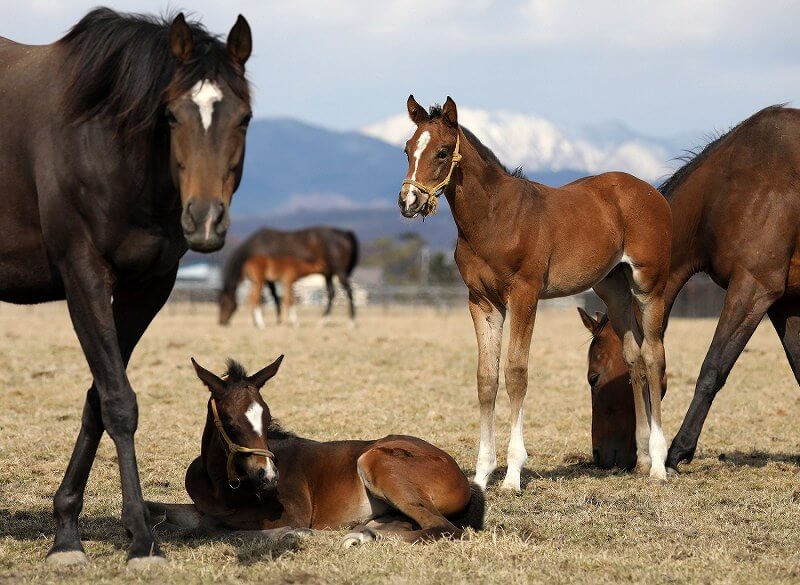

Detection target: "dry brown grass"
[1, 302, 799, 584]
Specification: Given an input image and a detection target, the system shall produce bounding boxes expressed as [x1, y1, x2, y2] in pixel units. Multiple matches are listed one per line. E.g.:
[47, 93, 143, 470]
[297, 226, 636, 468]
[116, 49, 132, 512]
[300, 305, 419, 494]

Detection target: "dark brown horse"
[584, 105, 800, 471]
[219, 227, 359, 328]
[397, 96, 672, 488]
[0, 9, 252, 566]
[147, 357, 484, 545]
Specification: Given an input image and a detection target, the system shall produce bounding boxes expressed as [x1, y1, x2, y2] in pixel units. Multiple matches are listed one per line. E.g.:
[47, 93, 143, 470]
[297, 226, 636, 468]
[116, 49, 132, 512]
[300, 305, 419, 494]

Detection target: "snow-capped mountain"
[361, 108, 679, 183]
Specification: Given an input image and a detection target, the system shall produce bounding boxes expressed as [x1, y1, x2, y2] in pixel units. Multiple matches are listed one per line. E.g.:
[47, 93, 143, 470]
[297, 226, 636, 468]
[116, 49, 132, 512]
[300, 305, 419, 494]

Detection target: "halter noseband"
[210, 398, 274, 489]
[402, 132, 462, 216]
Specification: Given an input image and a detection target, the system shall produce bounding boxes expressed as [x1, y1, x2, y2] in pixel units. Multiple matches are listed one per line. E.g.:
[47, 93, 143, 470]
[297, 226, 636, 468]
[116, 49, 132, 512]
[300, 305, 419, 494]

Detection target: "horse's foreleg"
[283, 277, 298, 326]
[501, 289, 538, 491]
[319, 274, 335, 326]
[50, 252, 175, 565]
[468, 294, 505, 489]
[338, 273, 356, 325]
[667, 271, 781, 469]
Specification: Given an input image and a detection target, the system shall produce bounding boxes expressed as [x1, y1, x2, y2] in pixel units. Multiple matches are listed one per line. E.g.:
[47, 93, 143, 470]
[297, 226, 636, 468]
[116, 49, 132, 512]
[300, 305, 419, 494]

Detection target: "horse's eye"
[166, 109, 178, 127]
[436, 148, 449, 159]
[240, 113, 253, 129]
[588, 372, 600, 387]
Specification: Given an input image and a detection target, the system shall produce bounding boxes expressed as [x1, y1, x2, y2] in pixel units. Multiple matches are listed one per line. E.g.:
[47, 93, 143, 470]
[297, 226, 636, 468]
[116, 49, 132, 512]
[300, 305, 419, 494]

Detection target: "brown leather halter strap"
[210, 398, 274, 489]
[402, 132, 462, 215]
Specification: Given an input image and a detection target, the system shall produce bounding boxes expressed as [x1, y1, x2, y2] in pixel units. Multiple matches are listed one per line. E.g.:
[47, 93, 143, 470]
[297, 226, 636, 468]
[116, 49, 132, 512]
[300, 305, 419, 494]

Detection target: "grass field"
[1, 301, 799, 584]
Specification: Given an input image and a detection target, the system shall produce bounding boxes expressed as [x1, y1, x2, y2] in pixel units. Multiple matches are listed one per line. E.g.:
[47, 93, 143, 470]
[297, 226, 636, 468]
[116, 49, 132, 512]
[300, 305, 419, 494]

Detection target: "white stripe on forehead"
[410, 131, 431, 183]
[245, 402, 263, 436]
[190, 79, 223, 132]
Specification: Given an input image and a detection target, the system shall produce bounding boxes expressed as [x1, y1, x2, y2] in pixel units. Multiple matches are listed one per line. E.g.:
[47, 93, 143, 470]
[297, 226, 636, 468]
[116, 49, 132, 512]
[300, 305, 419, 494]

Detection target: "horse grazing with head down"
[397, 96, 672, 488]
[218, 227, 359, 328]
[0, 9, 252, 565]
[584, 105, 800, 472]
[147, 357, 484, 546]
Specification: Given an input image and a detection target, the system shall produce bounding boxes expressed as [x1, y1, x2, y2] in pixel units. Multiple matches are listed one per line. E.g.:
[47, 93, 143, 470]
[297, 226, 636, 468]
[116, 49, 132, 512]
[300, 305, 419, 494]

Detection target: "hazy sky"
[3, 0, 799, 138]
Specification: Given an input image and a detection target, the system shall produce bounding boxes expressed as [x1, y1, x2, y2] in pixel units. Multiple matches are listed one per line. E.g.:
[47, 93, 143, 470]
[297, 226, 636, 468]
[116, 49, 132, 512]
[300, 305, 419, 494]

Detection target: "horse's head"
[218, 289, 237, 326]
[398, 95, 462, 218]
[165, 14, 252, 252]
[578, 308, 637, 470]
[191, 355, 284, 492]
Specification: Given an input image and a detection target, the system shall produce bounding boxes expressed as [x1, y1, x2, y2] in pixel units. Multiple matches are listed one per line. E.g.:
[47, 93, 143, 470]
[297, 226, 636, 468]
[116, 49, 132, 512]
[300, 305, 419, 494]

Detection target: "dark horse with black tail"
[219, 227, 359, 328]
[583, 105, 800, 471]
[0, 9, 252, 566]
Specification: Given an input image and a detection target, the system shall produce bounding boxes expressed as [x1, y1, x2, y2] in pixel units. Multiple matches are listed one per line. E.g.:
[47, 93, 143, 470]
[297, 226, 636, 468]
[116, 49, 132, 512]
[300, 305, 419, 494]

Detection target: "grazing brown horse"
[0, 9, 252, 565]
[584, 105, 800, 471]
[219, 227, 359, 328]
[148, 357, 484, 545]
[397, 96, 672, 488]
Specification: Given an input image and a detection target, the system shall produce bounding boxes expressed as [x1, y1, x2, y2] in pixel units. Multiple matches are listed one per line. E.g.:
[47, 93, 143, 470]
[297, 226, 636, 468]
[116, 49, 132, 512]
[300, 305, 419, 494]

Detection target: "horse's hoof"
[126, 555, 168, 570]
[649, 467, 668, 482]
[341, 531, 374, 548]
[290, 528, 314, 539]
[634, 458, 652, 476]
[500, 479, 521, 492]
[347, 320, 357, 330]
[46, 551, 89, 567]
[666, 466, 680, 477]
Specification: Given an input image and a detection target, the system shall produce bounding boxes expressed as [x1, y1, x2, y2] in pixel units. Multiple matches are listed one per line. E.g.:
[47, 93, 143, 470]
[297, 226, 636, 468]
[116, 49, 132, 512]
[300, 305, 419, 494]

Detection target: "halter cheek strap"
[402, 132, 462, 216]
[210, 398, 274, 489]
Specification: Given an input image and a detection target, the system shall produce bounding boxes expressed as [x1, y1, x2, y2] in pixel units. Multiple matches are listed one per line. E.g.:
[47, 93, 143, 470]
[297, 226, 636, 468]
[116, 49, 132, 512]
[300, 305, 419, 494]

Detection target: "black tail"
[344, 231, 359, 277]
[450, 483, 485, 531]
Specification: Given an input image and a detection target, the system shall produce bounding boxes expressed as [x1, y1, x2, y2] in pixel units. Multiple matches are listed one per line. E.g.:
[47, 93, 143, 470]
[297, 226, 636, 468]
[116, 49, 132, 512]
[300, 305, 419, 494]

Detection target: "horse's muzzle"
[398, 192, 422, 218]
[182, 199, 229, 252]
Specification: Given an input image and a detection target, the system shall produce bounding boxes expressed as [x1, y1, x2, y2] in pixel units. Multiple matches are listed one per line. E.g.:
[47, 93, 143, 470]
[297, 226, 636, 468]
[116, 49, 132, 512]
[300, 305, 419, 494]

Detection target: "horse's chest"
[112, 230, 185, 280]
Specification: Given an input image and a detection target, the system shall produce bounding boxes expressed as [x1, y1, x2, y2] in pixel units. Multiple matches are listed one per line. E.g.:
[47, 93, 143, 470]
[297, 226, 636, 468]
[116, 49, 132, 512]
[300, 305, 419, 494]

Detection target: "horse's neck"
[444, 139, 528, 253]
[660, 182, 709, 318]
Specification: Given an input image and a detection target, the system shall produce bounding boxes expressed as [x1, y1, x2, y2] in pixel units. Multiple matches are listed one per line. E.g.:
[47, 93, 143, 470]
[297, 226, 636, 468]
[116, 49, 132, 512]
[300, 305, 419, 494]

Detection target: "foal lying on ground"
[148, 356, 484, 546]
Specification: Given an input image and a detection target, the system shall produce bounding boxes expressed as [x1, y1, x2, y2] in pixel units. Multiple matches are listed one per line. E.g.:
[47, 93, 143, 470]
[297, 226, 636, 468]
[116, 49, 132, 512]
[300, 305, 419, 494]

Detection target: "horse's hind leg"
[594, 269, 652, 475]
[667, 271, 782, 469]
[267, 281, 282, 324]
[246, 270, 266, 329]
[283, 276, 299, 326]
[767, 296, 800, 384]
[337, 271, 356, 326]
[346, 440, 472, 545]
[320, 274, 335, 326]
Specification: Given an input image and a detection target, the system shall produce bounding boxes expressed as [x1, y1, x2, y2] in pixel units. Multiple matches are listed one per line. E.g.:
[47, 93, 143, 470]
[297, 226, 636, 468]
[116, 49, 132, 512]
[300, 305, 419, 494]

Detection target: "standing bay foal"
[148, 357, 484, 545]
[397, 96, 672, 487]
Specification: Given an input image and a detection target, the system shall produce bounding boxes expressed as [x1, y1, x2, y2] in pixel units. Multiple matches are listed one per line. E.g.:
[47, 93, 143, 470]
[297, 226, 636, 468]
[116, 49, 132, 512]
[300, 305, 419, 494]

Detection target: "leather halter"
[402, 132, 462, 215]
[210, 398, 274, 489]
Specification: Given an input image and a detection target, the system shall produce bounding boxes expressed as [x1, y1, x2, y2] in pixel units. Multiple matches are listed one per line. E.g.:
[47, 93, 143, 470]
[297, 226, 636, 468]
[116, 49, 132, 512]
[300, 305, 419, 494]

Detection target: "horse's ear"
[578, 307, 600, 335]
[227, 15, 252, 66]
[248, 355, 284, 389]
[442, 96, 458, 127]
[169, 13, 194, 63]
[407, 95, 429, 125]
[191, 358, 227, 397]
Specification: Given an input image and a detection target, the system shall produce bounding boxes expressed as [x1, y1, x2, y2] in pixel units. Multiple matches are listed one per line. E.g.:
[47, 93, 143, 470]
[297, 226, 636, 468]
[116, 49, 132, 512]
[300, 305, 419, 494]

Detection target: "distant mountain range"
[224, 109, 698, 252]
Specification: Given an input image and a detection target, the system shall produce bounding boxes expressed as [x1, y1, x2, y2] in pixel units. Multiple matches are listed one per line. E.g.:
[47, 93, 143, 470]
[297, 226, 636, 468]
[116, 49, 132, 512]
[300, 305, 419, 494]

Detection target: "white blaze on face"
[245, 402, 264, 436]
[405, 130, 431, 209]
[190, 79, 223, 132]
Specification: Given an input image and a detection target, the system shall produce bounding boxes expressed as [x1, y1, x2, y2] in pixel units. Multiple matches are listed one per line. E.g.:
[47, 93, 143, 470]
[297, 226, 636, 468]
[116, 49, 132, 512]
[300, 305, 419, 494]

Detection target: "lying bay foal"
[397, 96, 672, 486]
[149, 357, 484, 546]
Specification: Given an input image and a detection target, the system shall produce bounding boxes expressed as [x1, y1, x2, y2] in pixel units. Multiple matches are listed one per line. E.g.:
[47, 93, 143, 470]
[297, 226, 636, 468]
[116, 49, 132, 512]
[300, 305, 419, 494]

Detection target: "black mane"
[223, 359, 248, 382]
[659, 104, 788, 198]
[59, 8, 249, 143]
[428, 104, 525, 179]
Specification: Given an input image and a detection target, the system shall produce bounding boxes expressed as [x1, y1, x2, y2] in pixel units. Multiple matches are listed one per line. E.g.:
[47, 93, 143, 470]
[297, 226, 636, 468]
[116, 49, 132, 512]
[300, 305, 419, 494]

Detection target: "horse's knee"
[100, 388, 139, 437]
[505, 364, 528, 393]
[695, 367, 724, 399]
